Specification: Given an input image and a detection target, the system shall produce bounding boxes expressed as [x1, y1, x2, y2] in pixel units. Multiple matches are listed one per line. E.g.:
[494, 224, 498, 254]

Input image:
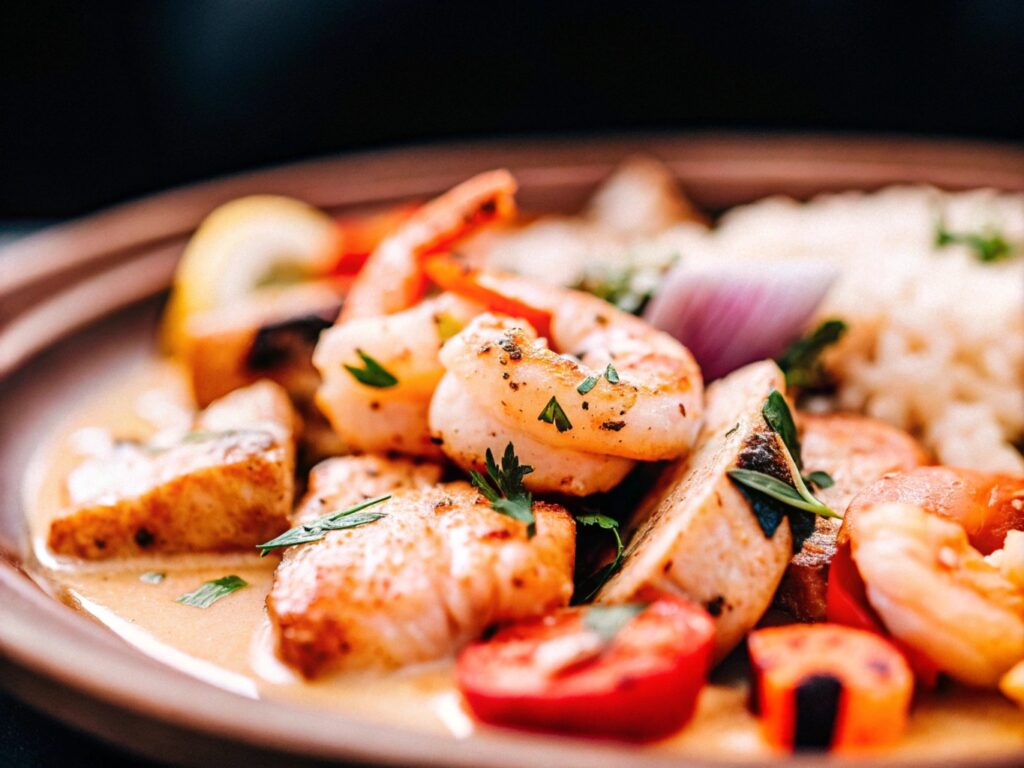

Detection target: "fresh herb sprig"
[344, 349, 399, 388]
[935, 219, 1016, 264]
[257, 495, 390, 556]
[582, 603, 647, 644]
[538, 396, 573, 432]
[728, 390, 840, 527]
[776, 319, 847, 391]
[470, 443, 536, 536]
[576, 512, 625, 601]
[176, 575, 247, 608]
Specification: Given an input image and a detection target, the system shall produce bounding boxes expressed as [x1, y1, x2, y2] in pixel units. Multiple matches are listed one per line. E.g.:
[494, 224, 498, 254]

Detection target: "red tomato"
[456, 596, 714, 741]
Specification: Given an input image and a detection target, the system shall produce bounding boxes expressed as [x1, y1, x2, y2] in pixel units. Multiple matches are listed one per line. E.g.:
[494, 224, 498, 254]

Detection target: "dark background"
[2, 0, 1023, 219]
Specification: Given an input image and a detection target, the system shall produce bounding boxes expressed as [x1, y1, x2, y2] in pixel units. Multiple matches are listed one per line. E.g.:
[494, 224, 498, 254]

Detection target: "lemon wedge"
[162, 195, 340, 353]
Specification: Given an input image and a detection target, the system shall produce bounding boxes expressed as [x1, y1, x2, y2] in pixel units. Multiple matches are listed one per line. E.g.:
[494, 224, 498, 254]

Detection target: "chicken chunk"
[774, 413, 929, 621]
[597, 360, 793, 662]
[268, 481, 575, 677]
[48, 381, 296, 559]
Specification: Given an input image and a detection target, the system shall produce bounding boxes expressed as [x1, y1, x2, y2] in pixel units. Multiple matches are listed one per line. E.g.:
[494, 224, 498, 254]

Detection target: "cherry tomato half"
[456, 596, 715, 741]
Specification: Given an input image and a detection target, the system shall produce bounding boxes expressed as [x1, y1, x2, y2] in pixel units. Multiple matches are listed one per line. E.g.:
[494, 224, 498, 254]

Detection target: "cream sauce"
[23, 362, 1024, 760]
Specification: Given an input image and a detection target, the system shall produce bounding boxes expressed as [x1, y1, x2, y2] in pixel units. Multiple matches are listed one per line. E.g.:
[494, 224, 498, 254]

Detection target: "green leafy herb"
[582, 603, 647, 644]
[435, 312, 463, 342]
[604, 363, 620, 384]
[175, 575, 247, 608]
[576, 512, 625, 601]
[728, 469, 839, 519]
[577, 375, 599, 395]
[804, 470, 835, 490]
[578, 268, 650, 314]
[344, 349, 399, 388]
[139, 571, 165, 584]
[538, 396, 573, 432]
[776, 319, 848, 391]
[762, 389, 803, 470]
[935, 219, 1016, 263]
[469, 443, 536, 536]
[257, 495, 390, 556]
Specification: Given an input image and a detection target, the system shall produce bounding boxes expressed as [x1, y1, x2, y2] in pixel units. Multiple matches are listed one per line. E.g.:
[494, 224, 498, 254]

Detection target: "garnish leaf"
[776, 319, 847, 391]
[604, 363, 620, 384]
[537, 396, 573, 433]
[435, 312, 463, 342]
[582, 603, 647, 644]
[762, 389, 803, 469]
[804, 470, 835, 490]
[139, 571, 165, 584]
[727, 469, 838, 518]
[576, 512, 625, 601]
[577, 375, 599, 395]
[344, 349, 399, 388]
[176, 575, 247, 608]
[257, 495, 390, 555]
[935, 219, 1016, 264]
[469, 443, 536, 536]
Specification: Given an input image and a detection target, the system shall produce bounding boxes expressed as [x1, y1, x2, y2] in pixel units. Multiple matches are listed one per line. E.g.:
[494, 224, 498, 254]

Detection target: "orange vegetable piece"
[748, 624, 913, 753]
[330, 203, 418, 275]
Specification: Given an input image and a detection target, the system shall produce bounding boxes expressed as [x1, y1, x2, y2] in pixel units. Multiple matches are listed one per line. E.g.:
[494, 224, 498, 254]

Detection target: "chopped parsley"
[582, 603, 647, 644]
[577, 375, 599, 395]
[175, 575, 247, 608]
[538, 396, 573, 432]
[470, 443, 536, 536]
[935, 219, 1016, 263]
[604, 363, 620, 384]
[257, 495, 390, 555]
[139, 571, 165, 585]
[776, 319, 847, 391]
[344, 349, 398, 388]
[576, 512, 625, 601]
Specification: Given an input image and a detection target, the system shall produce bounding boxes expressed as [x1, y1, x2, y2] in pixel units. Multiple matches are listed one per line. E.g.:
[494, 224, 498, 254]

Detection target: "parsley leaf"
[935, 219, 1016, 263]
[582, 603, 647, 644]
[576, 512, 625, 601]
[469, 443, 536, 536]
[577, 375, 599, 395]
[175, 575, 247, 608]
[604, 363, 620, 384]
[538, 396, 573, 432]
[804, 470, 835, 490]
[344, 349, 398, 388]
[776, 319, 847, 391]
[762, 389, 803, 469]
[257, 495, 390, 555]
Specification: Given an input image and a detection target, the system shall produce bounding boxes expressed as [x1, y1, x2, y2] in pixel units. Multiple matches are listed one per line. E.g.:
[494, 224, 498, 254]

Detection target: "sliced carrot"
[330, 203, 419, 275]
[748, 624, 913, 753]
[424, 254, 553, 340]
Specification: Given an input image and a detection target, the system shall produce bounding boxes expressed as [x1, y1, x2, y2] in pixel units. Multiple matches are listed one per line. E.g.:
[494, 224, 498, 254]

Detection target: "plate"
[2, 134, 1023, 767]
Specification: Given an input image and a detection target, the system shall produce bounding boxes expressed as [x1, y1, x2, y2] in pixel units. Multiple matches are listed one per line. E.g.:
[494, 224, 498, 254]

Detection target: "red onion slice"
[643, 261, 839, 381]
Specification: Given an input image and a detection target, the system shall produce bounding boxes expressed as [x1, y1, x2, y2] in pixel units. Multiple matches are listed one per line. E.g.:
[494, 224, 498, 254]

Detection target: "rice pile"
[656, 187, 1024, 472]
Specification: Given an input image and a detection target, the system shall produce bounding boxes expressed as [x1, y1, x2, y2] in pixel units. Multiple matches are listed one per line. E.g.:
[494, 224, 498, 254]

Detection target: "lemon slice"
[162, 195, 340, 353]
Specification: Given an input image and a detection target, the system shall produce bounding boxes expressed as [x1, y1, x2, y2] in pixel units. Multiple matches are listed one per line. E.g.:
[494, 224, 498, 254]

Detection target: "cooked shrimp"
[846, 468, 1024, 687]
[340, 170, 517, 320]
[268, 481, 575, 676]
[435, 278, 702, 460]
[314, 293, 481, 457]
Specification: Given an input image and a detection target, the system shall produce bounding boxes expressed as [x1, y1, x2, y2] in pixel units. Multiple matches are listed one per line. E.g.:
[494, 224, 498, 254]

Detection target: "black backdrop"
[2, 0, 1023, 218]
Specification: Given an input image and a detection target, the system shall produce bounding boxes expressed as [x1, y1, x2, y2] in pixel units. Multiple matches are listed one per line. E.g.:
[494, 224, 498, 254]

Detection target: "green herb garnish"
[344, 349, 399, 388]
[577, 375, 599, 395]
[604, 363, 619, 384]
[935, 219, 1016, 263]
[435, 312, 463, 342]
[804, 470, 835, 490]
[139, 571, 165, 584]
[576, 512, 625, 601]
[582, 603, 647, 644]
[257, 495, 390, 555]
[538, 396, 573, 432]
[175, 575, 247, 608]
[762, 389, 803, 470]
[470, 443, 536, 536]
[776, 319, 847, 391]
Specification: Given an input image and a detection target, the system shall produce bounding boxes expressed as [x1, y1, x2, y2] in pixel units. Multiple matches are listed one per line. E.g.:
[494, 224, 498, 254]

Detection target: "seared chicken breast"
[597, 361, 792, 661]
[775, 413, 929, 620]
[268, 481, 575, 677]
[48, 381, 296, 559]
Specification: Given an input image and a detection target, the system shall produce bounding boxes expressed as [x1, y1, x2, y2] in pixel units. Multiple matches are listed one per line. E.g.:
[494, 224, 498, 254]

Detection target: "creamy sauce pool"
[23, 362, 1024, 759]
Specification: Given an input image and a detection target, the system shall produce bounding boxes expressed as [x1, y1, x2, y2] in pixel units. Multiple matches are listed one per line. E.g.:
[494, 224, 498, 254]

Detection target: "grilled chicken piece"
[292, 454, 442, 525]
[48, 381, 296, 559]
[597, 361, 792, 662]
[183, 281, 342, 408]
[774, 413, 929, 621]
[268, 481, 575, 677]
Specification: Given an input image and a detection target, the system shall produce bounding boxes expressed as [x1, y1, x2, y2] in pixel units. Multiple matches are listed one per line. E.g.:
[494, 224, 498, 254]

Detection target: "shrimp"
[428, 268, 703, 494]
[313, 171, 516, 456]
[845, 467, 1024, 687]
